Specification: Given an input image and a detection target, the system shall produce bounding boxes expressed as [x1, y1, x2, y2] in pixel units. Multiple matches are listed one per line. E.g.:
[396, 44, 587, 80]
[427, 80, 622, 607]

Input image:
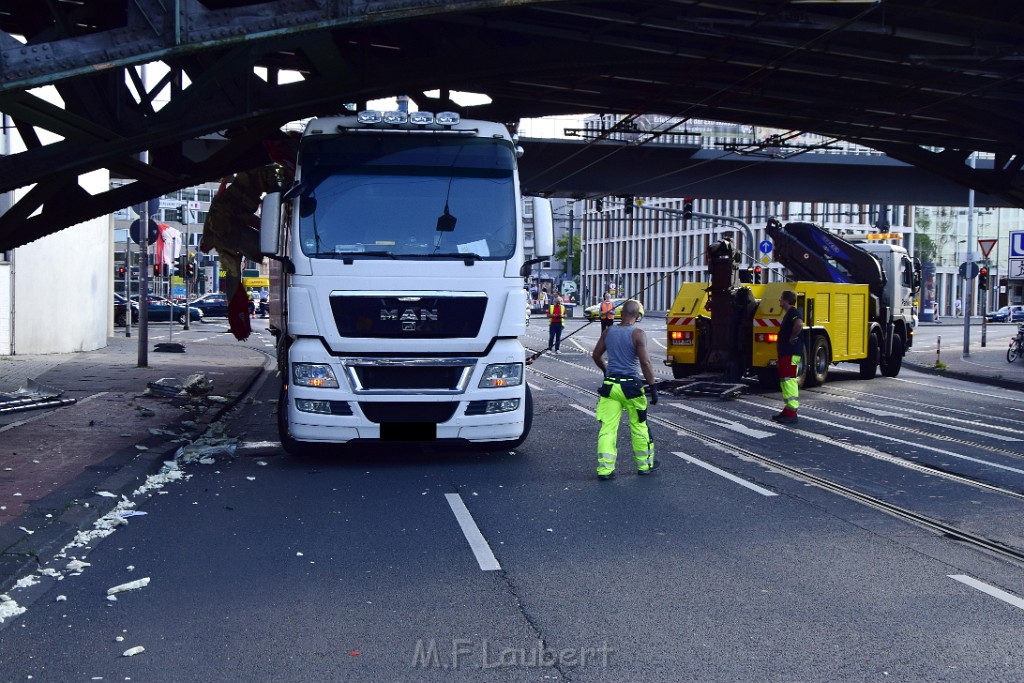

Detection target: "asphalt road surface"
[1, 317, 1022, 682]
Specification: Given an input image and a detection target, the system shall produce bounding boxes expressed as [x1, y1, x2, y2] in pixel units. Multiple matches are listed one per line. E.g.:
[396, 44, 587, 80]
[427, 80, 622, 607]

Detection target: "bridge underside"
[0, 1, 1021, 250]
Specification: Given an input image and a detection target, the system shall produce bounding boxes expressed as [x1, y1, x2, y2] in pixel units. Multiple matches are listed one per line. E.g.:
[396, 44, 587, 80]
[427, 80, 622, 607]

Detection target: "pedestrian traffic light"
[153, 263, 161, 277]
[595, 197, 603, 212]
[978, 267, 989, 290]
[753, 265, 762, 284]
[175, 205, 186, 223]
[186, 261, 195, 278]
[623, 196, 634, 215]
[683, 198, 694, 221]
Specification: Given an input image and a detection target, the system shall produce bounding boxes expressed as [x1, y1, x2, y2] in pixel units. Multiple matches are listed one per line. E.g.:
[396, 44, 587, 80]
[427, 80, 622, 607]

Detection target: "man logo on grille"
[381, 308, 438, 331]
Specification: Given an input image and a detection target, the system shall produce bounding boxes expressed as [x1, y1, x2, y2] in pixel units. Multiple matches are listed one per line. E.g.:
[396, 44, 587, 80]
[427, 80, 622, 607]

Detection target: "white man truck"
[261, 110, 553, 452]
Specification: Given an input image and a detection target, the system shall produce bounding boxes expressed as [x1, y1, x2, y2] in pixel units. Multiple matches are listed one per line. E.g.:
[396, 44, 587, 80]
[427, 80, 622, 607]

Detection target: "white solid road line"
[673, 451, 778, 497]
[948, 574, 1024, 611]
[445, 493, 501, 571]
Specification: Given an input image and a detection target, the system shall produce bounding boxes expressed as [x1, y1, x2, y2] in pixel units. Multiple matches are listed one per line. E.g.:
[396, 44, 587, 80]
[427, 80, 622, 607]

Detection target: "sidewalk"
[904, 319, 1024, 391]
[0, 332, 268, 592]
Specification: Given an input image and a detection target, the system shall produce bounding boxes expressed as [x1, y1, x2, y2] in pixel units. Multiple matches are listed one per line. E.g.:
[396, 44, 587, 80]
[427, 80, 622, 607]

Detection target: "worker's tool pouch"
[600, 375, 642, 399]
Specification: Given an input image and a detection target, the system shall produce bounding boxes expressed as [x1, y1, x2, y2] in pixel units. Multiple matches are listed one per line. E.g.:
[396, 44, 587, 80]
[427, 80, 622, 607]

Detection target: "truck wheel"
[490, 385, 533, 452]
[880, 335, 904, 377]
[277, 384, 306, 456]
[804, 335, 831, 388]
[859, 333, 880, 379]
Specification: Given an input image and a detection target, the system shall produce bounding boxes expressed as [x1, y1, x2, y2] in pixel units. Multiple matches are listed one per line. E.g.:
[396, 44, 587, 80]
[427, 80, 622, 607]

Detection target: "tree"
[555, 232, 581, 277]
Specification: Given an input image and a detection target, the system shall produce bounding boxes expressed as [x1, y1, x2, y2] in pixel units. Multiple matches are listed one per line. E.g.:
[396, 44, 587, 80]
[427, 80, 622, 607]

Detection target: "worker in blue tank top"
[591, 299, 658, 480]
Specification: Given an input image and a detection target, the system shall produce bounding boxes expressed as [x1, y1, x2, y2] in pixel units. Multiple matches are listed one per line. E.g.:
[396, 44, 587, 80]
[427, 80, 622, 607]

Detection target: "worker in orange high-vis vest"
[599, 292, 616, 331]
[547, 294, 566, 353]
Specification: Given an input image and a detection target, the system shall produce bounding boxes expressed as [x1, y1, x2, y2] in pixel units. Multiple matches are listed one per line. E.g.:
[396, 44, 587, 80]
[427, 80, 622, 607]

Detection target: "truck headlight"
[478, 363, 523, 388]
[292, 363, 339, 388]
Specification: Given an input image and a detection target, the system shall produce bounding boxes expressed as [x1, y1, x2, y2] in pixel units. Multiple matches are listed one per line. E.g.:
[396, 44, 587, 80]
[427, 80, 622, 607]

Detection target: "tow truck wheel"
[804, 335, 830, 388]
[859, 333, 880, 379]
[880, 335, 904, 377]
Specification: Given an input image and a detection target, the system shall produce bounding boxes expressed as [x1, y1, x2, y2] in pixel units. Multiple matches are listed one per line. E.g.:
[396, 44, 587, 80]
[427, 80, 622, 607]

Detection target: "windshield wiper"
[425, 252, 482, 261]
[318, 251, 397, 259]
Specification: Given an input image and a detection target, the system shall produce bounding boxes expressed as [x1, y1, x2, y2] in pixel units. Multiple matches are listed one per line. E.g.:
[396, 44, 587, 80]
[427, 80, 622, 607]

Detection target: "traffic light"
[117, 266, 126, 277]
[623, 195, 634, 215]
[978, 267, 989, 290]
[153, 263, 161, 277]
[175, 205, 186, 223]
[753, 265, 762, 284]
[595, 197, 603, 212]
[683, 198, 694, 221]
[186, 261, 196, 278]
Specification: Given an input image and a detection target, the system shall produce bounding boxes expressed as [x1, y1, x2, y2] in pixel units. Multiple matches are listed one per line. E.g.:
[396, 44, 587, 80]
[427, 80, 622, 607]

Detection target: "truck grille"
[330, 294, 486, 338]
[343, 358, 474, 393]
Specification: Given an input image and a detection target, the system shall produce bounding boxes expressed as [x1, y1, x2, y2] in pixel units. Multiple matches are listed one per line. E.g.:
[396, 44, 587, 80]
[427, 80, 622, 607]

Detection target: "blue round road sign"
[129, 218, 160, 245]
[759, 239, 773, 254]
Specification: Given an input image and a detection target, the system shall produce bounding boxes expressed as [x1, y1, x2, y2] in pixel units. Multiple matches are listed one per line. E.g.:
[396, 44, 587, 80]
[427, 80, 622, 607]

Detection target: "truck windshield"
[295, 134, 517, 260]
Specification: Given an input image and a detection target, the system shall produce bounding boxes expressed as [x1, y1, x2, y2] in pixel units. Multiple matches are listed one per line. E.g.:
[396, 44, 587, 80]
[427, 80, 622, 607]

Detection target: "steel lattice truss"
[0, 0, 1022, 250]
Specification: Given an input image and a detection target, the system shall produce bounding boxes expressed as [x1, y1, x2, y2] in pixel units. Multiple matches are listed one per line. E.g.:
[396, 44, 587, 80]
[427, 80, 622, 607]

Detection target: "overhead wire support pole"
[963, 153, 976, 358]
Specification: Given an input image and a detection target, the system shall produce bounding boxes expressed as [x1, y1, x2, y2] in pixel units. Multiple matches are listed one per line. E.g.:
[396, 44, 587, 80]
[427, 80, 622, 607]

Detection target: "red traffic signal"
[753, 265, 762, 283]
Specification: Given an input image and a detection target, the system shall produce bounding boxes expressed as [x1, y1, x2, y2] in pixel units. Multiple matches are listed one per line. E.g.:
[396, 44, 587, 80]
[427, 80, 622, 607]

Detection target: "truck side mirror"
[260, 191, 281, 255]
[531, 197, 554, 258]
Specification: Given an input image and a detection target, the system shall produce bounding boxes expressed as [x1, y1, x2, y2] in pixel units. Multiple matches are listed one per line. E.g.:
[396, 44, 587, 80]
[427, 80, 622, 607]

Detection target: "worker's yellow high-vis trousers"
[779, 354, 801, 412]
[595, 376, 654, 476]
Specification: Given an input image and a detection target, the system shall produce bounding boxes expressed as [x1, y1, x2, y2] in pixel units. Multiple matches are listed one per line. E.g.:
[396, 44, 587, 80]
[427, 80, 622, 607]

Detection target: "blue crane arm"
[766, 219, 886, 293]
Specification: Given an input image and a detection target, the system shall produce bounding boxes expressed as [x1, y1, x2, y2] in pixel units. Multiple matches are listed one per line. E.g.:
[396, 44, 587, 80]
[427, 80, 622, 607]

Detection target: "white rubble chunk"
[107, 577, 150, 596]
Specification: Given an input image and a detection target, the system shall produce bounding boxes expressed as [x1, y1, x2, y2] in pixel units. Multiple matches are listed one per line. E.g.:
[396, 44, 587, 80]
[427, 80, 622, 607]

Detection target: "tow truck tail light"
[755, 332, 779, 343]
[670, 330, 694, 345]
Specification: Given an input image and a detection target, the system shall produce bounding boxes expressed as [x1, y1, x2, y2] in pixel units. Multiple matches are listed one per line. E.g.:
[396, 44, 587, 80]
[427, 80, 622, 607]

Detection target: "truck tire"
[277, 384, 306, 456]
[490, 384, 533, 452]
[804, 335, 831, 388]
[859, 333, 880, 379]
[880, 334, 904, 377]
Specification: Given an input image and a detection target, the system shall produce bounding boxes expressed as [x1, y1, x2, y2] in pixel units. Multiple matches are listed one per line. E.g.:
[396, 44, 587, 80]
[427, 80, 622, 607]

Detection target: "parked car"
[113, 293, 140, 327]
[189, 292, 231, 317]
[985, 305, 1024, 323]
[131, 294, 204, 324]
[583, 298, 645, 322]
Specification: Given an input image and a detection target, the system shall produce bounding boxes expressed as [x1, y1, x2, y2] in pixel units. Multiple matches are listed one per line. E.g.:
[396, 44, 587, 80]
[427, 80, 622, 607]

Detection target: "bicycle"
[1007, 324, 1024, 363]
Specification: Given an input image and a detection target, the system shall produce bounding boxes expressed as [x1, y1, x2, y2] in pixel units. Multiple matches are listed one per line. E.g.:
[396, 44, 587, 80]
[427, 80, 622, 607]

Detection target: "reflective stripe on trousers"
[595, 379, 654, 476]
